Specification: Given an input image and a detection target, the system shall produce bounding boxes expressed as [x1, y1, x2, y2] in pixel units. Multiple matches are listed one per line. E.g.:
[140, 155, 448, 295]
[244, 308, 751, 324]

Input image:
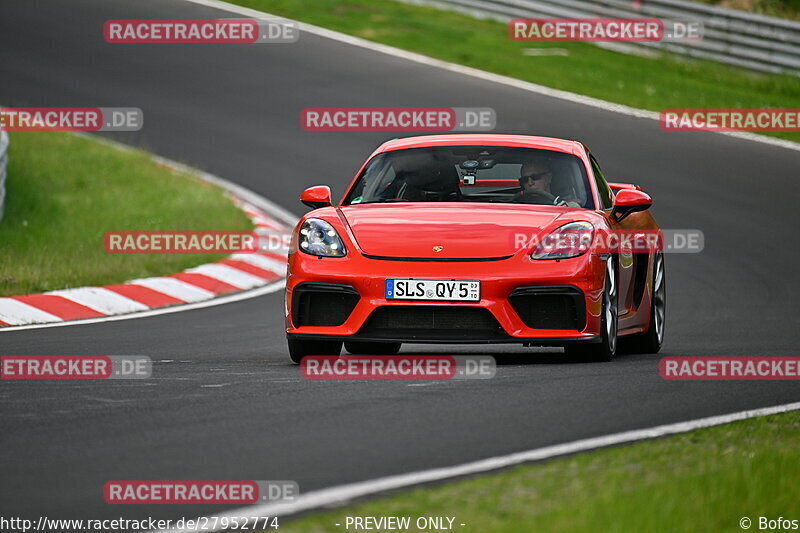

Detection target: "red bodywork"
[286, 134, 660, 346]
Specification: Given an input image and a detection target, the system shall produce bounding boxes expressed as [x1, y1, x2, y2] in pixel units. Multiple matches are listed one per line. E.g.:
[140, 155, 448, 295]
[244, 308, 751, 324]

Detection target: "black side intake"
[509, 286, 585, 331]
[292, 283, 360, 327]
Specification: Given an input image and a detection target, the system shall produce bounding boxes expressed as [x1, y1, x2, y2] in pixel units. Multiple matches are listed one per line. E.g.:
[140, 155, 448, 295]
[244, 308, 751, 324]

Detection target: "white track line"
[151, 400, 800, 533]
[183, 0, 800, 154]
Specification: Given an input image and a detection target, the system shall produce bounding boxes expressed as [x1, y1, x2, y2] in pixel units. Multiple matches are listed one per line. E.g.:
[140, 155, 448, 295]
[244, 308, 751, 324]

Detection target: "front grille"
[509, 286, 585, 330]
[292, 283, 359, 327]
[359, 306, 505, 341]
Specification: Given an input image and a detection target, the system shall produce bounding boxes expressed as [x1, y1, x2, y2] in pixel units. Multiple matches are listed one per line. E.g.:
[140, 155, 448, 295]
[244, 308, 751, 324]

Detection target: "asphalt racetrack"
[0, 0, 798, 523]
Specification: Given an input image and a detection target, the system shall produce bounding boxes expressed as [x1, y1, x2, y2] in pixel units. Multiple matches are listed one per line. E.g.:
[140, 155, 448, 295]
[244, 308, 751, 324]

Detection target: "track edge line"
[150, 400, 800, 532]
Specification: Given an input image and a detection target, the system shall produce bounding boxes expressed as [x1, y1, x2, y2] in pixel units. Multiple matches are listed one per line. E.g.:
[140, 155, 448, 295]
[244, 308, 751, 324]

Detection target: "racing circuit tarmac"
[1, 0, 799, 523]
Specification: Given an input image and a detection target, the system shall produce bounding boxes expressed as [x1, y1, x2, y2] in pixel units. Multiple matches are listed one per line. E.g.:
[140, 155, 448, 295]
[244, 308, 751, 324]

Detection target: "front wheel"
[565, 257, 617, 362]
[287, 338, 342, 364]
[619, 252, 666, 354]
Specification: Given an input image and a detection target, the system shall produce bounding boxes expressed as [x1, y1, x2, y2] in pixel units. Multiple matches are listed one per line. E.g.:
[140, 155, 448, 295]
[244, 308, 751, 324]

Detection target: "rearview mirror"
[300, 185, 332, 209]
[612, 189, 652, 222]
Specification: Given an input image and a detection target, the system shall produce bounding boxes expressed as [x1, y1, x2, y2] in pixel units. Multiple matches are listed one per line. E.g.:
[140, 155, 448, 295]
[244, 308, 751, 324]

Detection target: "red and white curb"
[0, 138, 299, 330]
[0, 201, 290, 327]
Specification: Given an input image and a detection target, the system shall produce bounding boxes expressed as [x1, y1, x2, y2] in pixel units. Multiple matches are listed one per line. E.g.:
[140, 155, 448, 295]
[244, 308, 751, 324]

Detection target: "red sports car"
[285, 134, 665, 362]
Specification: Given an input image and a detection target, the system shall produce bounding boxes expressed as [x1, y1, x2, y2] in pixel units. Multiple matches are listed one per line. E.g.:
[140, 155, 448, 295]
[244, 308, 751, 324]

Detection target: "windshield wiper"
[358, 198, 410, 204]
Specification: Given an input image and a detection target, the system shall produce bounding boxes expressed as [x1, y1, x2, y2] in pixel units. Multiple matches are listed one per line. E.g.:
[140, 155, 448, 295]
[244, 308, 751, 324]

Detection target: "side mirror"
[612, 189, 652, 222]
[608, 182, 642, 193]
[300, 185, 332, 209]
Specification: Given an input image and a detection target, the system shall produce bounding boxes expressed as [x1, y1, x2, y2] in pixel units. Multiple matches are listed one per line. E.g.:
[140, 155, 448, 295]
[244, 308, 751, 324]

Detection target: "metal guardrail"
[0, 128, 8, 222]
[400, 0, 800, 76]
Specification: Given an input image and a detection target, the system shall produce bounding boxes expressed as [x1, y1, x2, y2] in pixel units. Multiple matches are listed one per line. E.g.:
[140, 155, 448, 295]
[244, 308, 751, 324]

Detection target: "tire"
[565, 257, 617, 362]
[344, 341, 402, 355]
[287, 338, 342, 364]
[619, 252, 666, 354]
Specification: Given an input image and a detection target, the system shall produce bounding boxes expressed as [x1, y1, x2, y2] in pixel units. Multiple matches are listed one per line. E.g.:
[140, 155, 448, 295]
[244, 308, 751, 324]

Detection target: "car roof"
[372, 134, 583, 157]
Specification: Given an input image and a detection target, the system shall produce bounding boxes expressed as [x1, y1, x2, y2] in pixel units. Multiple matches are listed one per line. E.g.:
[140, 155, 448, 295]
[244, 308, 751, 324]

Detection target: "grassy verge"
[0, 132, 253, 297]
[272, 410, 800, 533]
[698, 0, 800, 21]
[229, 0, 800, 143]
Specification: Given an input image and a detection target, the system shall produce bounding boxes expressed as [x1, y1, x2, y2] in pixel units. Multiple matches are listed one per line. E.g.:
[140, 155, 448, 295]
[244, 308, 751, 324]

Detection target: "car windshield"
[344, 146, 594, 208]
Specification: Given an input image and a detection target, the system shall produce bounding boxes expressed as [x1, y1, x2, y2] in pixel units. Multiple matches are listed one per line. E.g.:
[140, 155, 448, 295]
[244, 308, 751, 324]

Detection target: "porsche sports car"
[285, 134, 666, 362]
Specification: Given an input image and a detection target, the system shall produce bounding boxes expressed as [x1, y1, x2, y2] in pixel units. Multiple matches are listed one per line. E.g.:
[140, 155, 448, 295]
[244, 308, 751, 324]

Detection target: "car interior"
[347, 146, 592, 208]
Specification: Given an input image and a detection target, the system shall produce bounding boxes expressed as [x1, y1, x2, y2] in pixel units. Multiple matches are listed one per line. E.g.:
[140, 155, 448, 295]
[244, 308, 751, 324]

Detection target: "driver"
[517, 160, 580, 207]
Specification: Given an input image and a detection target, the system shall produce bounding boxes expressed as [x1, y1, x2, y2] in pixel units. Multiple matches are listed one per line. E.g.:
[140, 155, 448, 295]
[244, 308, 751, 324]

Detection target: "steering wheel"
[514, 189, 557, 205]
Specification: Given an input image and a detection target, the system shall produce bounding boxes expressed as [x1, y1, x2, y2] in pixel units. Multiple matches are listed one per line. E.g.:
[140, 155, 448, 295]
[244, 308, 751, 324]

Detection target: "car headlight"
[298, 218, 346, 257]
[531, 221, 594, 260]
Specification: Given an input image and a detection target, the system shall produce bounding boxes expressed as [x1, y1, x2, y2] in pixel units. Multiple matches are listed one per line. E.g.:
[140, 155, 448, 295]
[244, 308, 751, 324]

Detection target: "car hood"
[339, 203, 569, 259]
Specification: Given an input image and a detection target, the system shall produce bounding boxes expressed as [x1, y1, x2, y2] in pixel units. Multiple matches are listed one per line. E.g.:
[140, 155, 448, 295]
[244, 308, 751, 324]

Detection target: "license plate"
[385, 279, 480, 302]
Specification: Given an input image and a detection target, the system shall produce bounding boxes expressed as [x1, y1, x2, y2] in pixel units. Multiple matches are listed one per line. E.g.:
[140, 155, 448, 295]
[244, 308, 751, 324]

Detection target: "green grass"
[695, 0, 800, 21]
[229, 0, 800, 143]
[0, 132, 253, 297]
[272, 410, 800, 533]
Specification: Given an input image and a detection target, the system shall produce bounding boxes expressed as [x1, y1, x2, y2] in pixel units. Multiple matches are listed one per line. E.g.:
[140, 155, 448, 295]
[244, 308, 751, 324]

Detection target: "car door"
[588, 154, 638, 318]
